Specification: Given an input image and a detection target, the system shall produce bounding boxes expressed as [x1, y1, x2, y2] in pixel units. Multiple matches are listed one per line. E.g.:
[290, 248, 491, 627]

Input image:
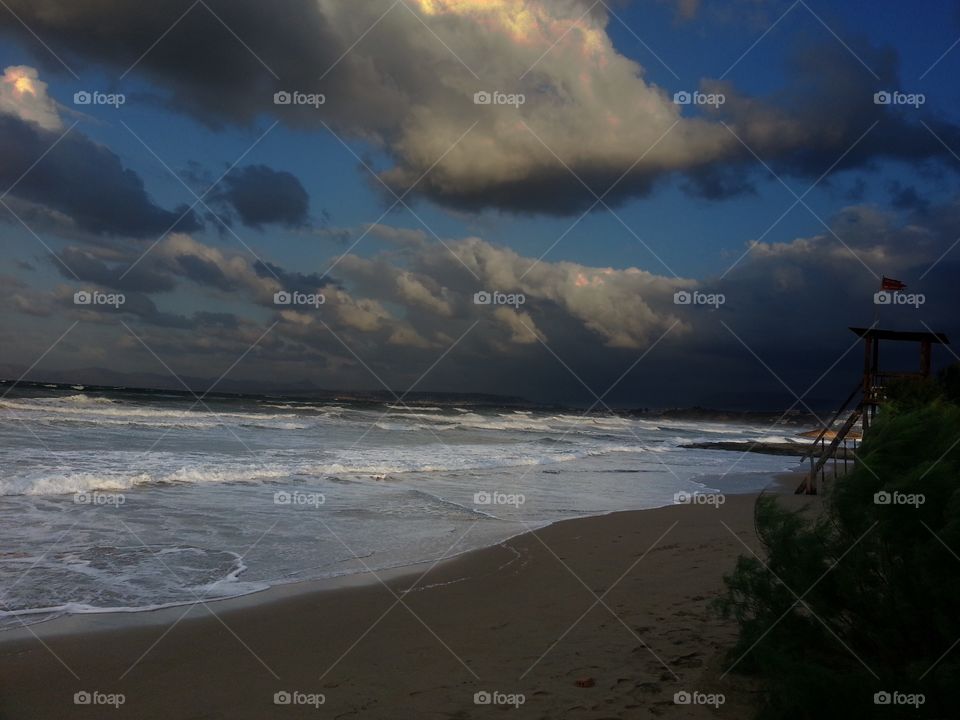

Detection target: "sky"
[0, 0, 959, 409]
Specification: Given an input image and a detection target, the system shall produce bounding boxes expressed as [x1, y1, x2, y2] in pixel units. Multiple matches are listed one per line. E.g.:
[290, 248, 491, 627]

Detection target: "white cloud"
[493, 307, 542, 345]
[0, 65, 62, 130]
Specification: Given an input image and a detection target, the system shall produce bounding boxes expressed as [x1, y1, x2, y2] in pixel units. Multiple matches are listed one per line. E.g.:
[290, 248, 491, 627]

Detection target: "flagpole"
[873, 276, 881, 326]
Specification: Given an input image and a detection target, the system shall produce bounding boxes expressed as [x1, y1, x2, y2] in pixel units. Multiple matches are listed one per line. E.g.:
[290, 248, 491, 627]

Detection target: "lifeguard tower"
[796, 326, 950, 494]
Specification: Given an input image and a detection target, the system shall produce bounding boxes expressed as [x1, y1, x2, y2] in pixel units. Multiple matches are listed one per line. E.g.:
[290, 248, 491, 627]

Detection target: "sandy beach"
[0, 477, 815, 719]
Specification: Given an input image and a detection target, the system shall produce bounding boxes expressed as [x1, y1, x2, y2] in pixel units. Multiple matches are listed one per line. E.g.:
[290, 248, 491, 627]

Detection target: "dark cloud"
[0, 0, 328, 126]
[8, 1, 958, 217]
[887, 181, 930, 214]
[111, 292, 194, 329]
[844, 177, 868, 203]
[218, 165, 309, 229]
[171, 252, 233, 291]
[155, 201, 960, 405]
[61, 288, 244, 331]
[183, 160, 310, 229]
[707, 40, 960, 182]
[6, 195, 959, 407]
[2, 4, 958, 406]
[0, 114, 201, 237]
[52, 247, 176, 293]
[253, 260, 335, 294]
[193, 311, 241, 329]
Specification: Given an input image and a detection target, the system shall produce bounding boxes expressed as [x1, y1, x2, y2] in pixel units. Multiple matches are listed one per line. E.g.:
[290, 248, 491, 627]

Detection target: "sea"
[0, 382, 808, 629]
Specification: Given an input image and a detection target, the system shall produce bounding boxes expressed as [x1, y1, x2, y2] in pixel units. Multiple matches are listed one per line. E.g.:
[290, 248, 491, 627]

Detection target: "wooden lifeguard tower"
[796, 326, 950, 494]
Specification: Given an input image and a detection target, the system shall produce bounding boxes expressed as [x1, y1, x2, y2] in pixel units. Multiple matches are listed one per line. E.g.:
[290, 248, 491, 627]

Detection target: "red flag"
[881, 276, 907, 292]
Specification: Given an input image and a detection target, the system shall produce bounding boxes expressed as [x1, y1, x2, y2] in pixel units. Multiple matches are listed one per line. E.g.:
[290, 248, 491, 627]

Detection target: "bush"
[717, 368, 960, 719]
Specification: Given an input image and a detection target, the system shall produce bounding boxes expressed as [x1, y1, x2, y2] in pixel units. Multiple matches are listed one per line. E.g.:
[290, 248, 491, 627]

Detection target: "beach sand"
[0, 477, 816, 719]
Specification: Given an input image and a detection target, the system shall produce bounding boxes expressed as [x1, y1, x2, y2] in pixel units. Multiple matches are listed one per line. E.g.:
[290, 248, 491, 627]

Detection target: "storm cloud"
[25, 193, 953, 407]
[217, 165, 310, 229]
[4, 0, 958, 215]
[0, 66, 201, 238]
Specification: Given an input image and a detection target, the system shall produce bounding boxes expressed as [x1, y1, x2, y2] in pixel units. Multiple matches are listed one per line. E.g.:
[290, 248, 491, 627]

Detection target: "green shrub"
[717, 369, 960, 719]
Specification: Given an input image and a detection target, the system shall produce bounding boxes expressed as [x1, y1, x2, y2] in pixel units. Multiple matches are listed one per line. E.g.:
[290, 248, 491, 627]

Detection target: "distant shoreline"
[1, 379, 827, 421]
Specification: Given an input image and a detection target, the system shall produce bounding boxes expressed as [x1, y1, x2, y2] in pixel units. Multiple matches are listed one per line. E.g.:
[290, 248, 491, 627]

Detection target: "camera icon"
[274, 291, 292, 305]
[673, 690, 692, 704]
[874, 691, 892, 705]
[873, 291, 891, 305]
[73, 91, 92, 105]
[474, 91, 492, 105]
[873, 491, 891, 505]
[474, 691, 492, 705]
[873, 91, 891, 105]
[74, 691, 92, 705]
[274, 691, 292, 705]
[673, 91, 692, 105]
[274, 491, 292, 505]
[674, 491, 691, 504]
[473, 291, 492, 305]
[473, 491, 492, 505]
[74, 290, 92, 305]
[673, 290, 692, 305]
[274, 91, 292, 105]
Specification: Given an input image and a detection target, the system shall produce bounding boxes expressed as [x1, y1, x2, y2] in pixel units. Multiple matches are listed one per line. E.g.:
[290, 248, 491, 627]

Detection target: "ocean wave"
[0, 546, 263, 628]
[753, 435, 813, 444]
[369, 412, 638, 435]
[0, 397, 309, 425]
[385, 405, 445, 412]
[0, 443, 646, 497]
[43, 393, 119, 405]
[0, 465, 294, 496]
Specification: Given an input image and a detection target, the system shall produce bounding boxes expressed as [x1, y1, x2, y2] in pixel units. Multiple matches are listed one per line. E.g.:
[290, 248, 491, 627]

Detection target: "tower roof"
[849, 327, 949, 344]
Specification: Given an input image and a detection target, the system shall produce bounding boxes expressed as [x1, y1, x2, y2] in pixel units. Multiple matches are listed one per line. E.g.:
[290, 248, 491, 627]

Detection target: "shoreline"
[0, 467, 798, 643]
[0, 471, 815, 719]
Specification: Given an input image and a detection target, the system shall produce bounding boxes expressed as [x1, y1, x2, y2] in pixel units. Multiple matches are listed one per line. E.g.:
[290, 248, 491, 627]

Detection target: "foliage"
[717, 366, 960, 719]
